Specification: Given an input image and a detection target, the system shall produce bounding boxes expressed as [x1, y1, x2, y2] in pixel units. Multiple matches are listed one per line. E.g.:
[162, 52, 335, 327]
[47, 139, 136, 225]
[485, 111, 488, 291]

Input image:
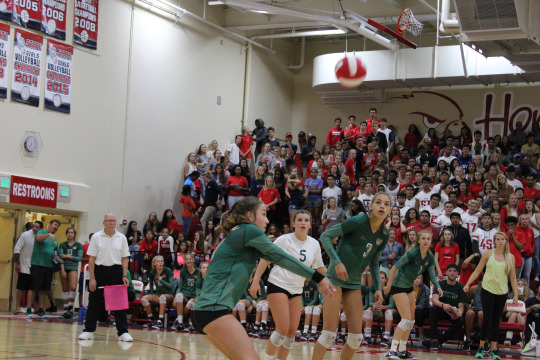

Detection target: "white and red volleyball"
[334, 54, 367, 88]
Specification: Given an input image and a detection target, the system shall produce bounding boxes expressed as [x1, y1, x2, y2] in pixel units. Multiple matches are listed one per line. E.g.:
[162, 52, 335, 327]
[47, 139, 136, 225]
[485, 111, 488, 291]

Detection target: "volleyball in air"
[334, 54, 367, 88]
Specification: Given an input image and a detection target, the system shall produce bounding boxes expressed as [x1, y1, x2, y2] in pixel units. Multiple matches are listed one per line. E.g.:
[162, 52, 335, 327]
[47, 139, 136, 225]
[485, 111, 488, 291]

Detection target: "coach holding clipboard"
[78, 213, 133, 342]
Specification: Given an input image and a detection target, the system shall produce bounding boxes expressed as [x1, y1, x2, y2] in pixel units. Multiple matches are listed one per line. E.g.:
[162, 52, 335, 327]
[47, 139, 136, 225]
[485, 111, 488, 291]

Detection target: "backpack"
[522, 322, 540, 357]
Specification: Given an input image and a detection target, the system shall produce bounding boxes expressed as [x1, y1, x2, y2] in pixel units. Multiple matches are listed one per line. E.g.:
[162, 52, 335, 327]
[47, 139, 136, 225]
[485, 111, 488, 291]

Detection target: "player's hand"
[318, 278, 336, 299]
[123, 276, 129, 287]
[437, 287, 444, 297]
[49, 234, 56, 241]
[335, 263, 348, 281]
[463, 285, 470, 293]
[89, 278, 97, 292]
[374, 290, 384, 306]
[60, 270, 67, 279]
[437, 273, 444, 281]
[513, 296, 519, 306]
[383, 284, 391, 296]
[249, 281, 261, 299]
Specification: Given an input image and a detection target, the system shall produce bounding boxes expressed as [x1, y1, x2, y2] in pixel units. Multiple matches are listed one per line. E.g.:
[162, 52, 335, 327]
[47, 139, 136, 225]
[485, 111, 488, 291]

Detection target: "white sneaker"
[503, 339, 511, 346]
[535, 276, 539, 282]
[19, 307, 27, 314]
[78, 332, 94, 340]
[118, 333, 133, 342]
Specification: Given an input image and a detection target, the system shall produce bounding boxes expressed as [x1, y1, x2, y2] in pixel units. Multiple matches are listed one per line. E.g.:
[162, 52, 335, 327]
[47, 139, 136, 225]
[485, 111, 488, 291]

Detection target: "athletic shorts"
[267, 282, 301, 299]
[16, 272, 32, 291]
[191, 309, 232, 335]
[306, 199, 322, 208]
[341, 286, 362, 294]
[390, 286, 414, 295]
[64, 269, 77, 274]
[30, 265, 54, 292]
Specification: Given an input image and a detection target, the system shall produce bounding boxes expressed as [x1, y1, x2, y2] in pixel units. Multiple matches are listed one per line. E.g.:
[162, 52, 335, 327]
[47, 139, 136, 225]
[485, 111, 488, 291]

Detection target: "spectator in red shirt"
[226, 165, 249, 208]
[414, 210, 440, 244]
[524, 173, 540, 200]
[240, 126, 254, 167]
[404, 124, 422, 156]
[517, 213, 535, 284]
[505, 216, 526, 276]
[343, 115, 360, 144]
[459, 253, 480, 287]
[179, 185, 196, 239]
[435, 228, 460, 275]
[326, 117, 344, 148]
[160, 209, 180, 238]
[366, 107, 379, 134]
[258, 175, 281, 225]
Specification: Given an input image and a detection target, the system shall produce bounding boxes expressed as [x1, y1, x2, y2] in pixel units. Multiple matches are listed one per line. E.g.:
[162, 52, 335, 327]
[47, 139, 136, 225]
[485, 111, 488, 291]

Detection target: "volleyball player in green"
[174, 253, 200, 331]
[192, 197, 334, 360]
[312, 193, 392, 360]
[141, 255, 174, 329]
[59, 228, 83, 319]
[383, 231, 444, 360]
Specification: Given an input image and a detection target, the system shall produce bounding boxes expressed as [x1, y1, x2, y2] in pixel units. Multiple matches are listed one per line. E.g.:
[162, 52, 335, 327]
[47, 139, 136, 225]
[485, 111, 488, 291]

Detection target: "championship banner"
[45, 39, 72, 113]
[0, 23, 9, 99]
[0, 0, 12, 21]
[12, 0, 42, 31]
[41, 0, 67, 40]
[74, 0, 98, 50]
[11, 28, 42, 107]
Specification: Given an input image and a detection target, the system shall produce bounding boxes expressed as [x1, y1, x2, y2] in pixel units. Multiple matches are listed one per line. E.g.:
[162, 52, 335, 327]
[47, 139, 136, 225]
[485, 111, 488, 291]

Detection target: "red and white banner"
[11, 28, 42, 107]
[0, 23, 9, 99]
[45, 39, 72, 113]
[10, 176, 58, 208]
[41, 0, 67, 40]
[74, 0, 98, 50]
[0, 0, 12, 21]
[12, 0, 42, 31]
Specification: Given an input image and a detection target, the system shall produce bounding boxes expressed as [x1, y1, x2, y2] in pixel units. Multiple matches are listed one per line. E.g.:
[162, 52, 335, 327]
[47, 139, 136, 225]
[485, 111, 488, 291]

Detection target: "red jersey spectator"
[505, 216, 525, 273]
[524, 174, 540, 200]
[434, 228, 460, 275]
[365, 107, 379, 134]
[326, 118, 344, 148]
[240, 126, 254, 164]
[179, 185, 197, 238]
[343, 115, 360, 144]
[258, 175, 281, 225]
[458, 254, 480, 287]
[139, 230, 158, 259]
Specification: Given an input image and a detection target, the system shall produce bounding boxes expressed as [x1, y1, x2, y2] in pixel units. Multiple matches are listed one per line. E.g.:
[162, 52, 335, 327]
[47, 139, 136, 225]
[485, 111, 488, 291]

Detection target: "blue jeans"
[182, 216, 192, 238]
[521, 257, 533, 284]
[534, 236, 540, 277]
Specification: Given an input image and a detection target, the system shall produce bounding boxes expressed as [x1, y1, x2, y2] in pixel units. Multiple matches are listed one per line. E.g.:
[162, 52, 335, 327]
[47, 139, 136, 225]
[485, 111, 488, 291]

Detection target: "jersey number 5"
[299, 249, 306, 262]
[363, 243, 373, 258]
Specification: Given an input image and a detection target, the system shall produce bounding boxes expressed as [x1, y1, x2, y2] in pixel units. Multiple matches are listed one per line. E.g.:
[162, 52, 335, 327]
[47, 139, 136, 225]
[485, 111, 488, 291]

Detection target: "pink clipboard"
[103, 285, 129, 311]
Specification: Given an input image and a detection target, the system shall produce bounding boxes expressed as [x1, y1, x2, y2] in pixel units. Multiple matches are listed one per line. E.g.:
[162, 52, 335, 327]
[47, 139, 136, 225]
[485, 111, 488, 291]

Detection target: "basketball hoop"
[396, 8, 423, 36]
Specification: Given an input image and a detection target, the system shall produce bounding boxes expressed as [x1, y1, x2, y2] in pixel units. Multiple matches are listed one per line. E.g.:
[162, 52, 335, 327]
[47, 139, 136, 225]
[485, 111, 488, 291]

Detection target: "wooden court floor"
[0, 316, 527, 359]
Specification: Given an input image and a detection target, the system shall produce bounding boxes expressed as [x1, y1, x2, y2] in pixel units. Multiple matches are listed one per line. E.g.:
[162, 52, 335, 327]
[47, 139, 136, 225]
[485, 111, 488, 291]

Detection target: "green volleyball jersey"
[321, 214, 389, 290]
[59, 241, 83, 271]
[302, 280, 319, 307]
[148, 267, 175, 295]
[31, 230, 58, 268]
[196, 276, 205, 298]
[245, 279, 267, 302]
[126, 270, 135, 294]
[177, 267, 201, 299]
[193, 224, 316, 312]
[393, 248, 440, 290]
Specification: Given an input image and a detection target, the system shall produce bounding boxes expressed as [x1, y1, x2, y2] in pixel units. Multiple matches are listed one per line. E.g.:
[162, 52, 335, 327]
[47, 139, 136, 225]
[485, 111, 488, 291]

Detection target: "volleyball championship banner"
[41, 0, 67, 40]
[45, 39, 72, 113]
[74, 0, 98, 50]
[0, 23, 9, 99]
[12, 0, 42, 31]
[0, 0, 12, 21]
[11, 29, 42, 107]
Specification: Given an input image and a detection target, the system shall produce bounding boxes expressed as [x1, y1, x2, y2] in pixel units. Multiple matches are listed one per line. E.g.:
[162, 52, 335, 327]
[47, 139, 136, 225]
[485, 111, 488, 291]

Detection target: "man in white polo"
[79, 213, 132, 342]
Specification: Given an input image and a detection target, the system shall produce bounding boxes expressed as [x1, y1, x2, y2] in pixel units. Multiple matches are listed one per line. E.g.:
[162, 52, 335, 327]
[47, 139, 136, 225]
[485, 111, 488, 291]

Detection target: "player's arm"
[72, 246, 83, 262]
[318, 221, 345, 265]
[368, 244, 386, 291]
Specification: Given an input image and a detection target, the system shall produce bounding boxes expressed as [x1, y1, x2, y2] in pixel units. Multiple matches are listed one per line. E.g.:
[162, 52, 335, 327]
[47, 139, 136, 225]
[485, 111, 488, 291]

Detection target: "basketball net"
[396, 8, 423, 36]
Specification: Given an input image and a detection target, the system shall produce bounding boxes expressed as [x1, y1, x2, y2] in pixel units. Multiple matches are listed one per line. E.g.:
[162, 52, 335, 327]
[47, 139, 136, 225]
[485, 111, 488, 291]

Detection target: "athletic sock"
[159, 315, 164, 320]
[384, 331, 391, 339]
[303, 325, 309, 333]
[264, 354, 274, 360]
[178, 315, 183, 324]
[365, 328, 372, 338]
[399, 340, 407, 352]
[341, 327, 346, 335]
[391, 340, 399, 351]
[311, 326, 317, 333]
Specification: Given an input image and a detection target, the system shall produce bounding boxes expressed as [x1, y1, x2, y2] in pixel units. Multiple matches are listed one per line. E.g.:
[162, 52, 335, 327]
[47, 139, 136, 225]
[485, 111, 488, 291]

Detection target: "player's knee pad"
[141, 298, 150, 307]
[340, 312, 347, 322]
[159, 295, 167, 304]
[256, 303, 263, 312]
[283, 336, 295, 350]
[317, 330, 336, 349]
[233, 303, 240, 311]
[363, 309, 373, 321]
[62, 292, 69, 301]
[313, 306, 321, 316]
[235, 302, 245, 311]
[261, 302, 269, 311]
[175, 293, 183, 304]
[346, 333, 363, 350]
[69, 291, 76, 299]
[398, 319, 414, 331]
[270, 331, 286, 347]
[305, 306, 313, 315]
[385, 309, 394, 321]
[186, 299, 194, 310]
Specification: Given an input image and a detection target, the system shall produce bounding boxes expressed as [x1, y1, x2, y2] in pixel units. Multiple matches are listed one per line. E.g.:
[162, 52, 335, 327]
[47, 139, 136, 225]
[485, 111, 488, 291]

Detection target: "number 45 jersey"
[268, 233, 324, 295]
[472, 226, 498, 255]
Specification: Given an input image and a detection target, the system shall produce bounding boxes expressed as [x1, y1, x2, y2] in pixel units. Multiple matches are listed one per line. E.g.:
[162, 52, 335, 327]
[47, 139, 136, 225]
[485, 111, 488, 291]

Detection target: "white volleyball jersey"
[420, 204, 444, 225]
[268, 233, 324, 294]
[472, 228, 498, 255]
[461, 211, 481, 233]
[414, 189, 436, 209]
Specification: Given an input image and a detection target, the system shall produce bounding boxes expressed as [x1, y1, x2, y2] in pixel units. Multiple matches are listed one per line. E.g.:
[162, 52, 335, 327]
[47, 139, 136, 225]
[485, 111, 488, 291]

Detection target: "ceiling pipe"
[439, 0, 460, 34]
[251, 29, 344, 40]
[220, 0, 399, 50]
[287, 37, 305, 70]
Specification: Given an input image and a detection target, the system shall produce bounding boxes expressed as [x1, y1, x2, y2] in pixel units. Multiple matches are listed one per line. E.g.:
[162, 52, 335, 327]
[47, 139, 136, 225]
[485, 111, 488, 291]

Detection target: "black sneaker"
[252, 329, 266, 338]
[385, 350, 401, 359]
[143, 319, 154, 328]
[37, 309, 48, 318]
[430, 340, 440, 350]
[398, 350, 417, 359]
[307, 333, 318, 342]
[62, 311, 72, 319]
[463, 340, 473, 352]
[381, 338, 391, 347]
[171, 319, 184, 331]
[336, 334, 346, 344]
[152, 320, 163, 330]
[46, 305, 57, 313]
[361, 336, 372, 345]
[185, 324, 195, 333]
[421, 340, 431, 349]
[26, 308, 33, 318]
[299, 332, 308, 341]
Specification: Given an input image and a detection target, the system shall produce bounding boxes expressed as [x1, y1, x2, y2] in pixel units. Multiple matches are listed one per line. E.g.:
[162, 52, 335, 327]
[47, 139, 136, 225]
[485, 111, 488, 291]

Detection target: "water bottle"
[53, 251, 59, 264]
